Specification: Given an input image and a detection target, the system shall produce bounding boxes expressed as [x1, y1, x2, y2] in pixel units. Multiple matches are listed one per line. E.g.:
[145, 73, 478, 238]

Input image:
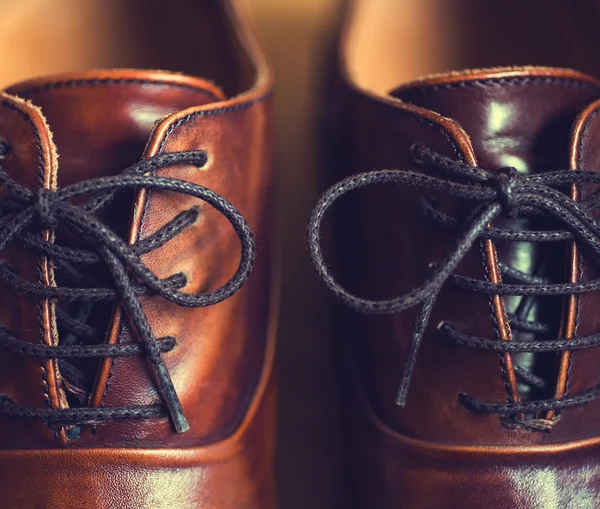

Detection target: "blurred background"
[248, 1, 341, 508]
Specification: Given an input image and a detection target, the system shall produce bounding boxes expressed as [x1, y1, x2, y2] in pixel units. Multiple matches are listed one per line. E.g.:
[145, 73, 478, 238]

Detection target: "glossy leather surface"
[327, 1, 600, 507]
[330, 66, 600, 446]
[343, 360, 600, 509]
[0, 1, 277, 508]
[0, 322, 276, 509]
[0, 93, 61, 447]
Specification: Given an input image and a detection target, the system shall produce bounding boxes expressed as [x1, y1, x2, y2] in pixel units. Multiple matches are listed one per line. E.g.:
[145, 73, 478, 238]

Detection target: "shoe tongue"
[4, 70, 225, 186]
[391, 67, 600, 173]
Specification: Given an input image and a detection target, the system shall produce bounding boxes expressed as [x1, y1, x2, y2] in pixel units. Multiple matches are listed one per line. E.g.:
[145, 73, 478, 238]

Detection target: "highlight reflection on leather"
[344, 363, 600, 509]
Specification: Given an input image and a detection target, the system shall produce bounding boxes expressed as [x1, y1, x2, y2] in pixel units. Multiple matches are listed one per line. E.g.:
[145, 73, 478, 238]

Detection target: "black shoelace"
[308, 145, 600, 419]
[0, 150, 254, 433]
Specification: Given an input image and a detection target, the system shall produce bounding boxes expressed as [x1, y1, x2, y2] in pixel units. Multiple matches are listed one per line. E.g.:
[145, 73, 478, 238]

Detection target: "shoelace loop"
[0, 150, 255, 433]
[308, 145, 600, 419]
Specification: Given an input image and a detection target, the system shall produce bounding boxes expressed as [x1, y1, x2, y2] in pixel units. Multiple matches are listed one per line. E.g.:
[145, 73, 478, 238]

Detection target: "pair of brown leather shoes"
[2, 1, 600, 508]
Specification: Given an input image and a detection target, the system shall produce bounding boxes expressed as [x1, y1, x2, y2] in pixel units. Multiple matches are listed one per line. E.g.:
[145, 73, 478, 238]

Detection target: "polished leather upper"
[0, 1, 277, 508]
[0, 69, 275, 449]
[326, 2, 600, 508]
[331, 67, 600, 507]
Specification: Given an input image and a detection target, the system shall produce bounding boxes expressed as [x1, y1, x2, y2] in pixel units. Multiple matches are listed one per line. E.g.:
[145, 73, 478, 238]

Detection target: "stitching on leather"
[567, 252, 583, 399]
[0, 99, 55, 432]
[402, 83, 598, 421]
[502, 418, 554, 432]
[479, 240, 514, 406]
[386, 98, 516, 419]
[400, 76, 600, 94]
[97, 89, 271, 411]
[15, 78, 220, 101]
[566, 105, 600, 398]
[97, 321, 125, 414]
[408, 106, 515, 411]
[419, 118, 463, 163]
[0, 100, 45, 183]
[157, 90, 272, 153]
[401, 75, 600, 421]
[383, 100, 517, 423]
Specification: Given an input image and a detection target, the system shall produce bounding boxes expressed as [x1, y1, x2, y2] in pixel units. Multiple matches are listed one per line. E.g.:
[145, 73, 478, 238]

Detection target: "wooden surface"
[248, 1, 341, 508]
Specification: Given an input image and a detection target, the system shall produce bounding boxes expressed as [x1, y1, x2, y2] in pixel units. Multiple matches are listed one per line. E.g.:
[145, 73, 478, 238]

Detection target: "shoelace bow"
[308, 144, 600, 418]
[0, 150, 255, 433]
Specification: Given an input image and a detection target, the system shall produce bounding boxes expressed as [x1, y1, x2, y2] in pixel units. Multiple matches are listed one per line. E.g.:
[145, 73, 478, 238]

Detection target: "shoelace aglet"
[395, 355, 415, 407]
[394, 299, 438, 408]
[154, 360, 190, 433]
[395, 384, 410, 407]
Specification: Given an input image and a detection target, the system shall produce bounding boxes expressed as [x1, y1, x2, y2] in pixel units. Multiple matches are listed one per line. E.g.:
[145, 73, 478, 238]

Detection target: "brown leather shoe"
[309, 1, 600, 507]
[0, 1, 276, 508]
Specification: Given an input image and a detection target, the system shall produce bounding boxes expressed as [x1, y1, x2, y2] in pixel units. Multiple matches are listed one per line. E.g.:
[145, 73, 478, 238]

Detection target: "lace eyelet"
[172, 272, 188, 289]
[196, 150, 210, 170]
[165, 337, 179, 352]
[409, 143, 426, 163]
[178, 273, 189, 288]
[0, 139, 11, 158]
[0, 149, 254, 433]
